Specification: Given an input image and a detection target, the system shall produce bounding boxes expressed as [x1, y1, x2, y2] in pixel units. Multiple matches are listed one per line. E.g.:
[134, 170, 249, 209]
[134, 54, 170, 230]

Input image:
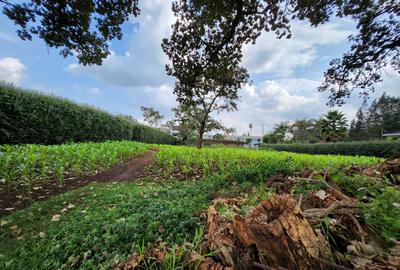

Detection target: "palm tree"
[320, 111, 348, 142]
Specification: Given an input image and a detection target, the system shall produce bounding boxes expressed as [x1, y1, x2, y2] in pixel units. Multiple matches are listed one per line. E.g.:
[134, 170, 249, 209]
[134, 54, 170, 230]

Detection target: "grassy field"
[0, 142, 396, 269]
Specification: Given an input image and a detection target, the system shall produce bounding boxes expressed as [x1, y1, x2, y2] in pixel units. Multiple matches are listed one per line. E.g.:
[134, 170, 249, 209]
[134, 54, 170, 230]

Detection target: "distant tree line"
[263, 93, 400, 144]
[349, 93, 400, 140]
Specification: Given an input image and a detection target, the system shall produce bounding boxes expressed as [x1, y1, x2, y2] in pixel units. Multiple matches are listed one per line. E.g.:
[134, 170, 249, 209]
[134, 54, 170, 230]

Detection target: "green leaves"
[261, 140, 400, 158]
[2, 0, 140, 65]
[0, 83, 176, 145]
[0, 141, 149, 189]
[364, 187, 400, 241]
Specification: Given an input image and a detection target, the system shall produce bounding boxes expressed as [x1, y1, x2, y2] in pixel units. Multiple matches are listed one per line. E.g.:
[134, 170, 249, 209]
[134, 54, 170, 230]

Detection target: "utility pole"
[262, 124, 265, 137]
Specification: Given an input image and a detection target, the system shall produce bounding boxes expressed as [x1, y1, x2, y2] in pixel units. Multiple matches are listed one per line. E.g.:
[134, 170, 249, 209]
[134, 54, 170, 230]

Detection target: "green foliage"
[364, 187, 400, 241]
[0, 141, 149, 189]
[0, 177, 227, 270]
[2, 0, 139, 65]
[263, 121, 290, 144]
[320, 110, 348, 142]
[155, 145, 380, 179]
[131, 124, 176, 145]
[349, 93, 400, 140]
[290, 178, 326, 195]
[0, 83, 176, 145]
[141, 106, 164, 128]
[261, 140, 400, 158]
[335, 175, 389, 199]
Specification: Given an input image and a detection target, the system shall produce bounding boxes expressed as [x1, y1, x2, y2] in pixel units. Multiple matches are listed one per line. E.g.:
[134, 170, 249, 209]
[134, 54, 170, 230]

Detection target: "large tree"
[262, 121, 290, 144]
[320, 111, 348, 142]
[166, 104, 226, 145]
[162, 1, 249, 148]
[290, 119, 321, 143]
[1, 0, 139, 65]
[350, 93, 400, 139]
[140, 106, 164, 128]
[3, 0, 397, 104]
[163, 0, 399, 106]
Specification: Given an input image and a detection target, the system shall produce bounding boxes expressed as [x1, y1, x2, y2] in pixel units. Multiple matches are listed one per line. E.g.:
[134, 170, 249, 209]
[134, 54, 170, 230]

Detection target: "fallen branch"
[347, 214, 366, 244]
[253, 262, 288, 270]
[315, 258, 352, 270]
[295, 176, 352, 201]
[303, 201, 361, 219]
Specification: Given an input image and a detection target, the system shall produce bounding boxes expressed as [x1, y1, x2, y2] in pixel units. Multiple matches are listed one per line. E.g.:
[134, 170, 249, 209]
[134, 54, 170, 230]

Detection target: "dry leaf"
[67, 203, 75, 209]
[315, 190, 328, 200]
[1, 220, 10, 226]
[39, 232, 45, 238]
[51, 214, 61, 222]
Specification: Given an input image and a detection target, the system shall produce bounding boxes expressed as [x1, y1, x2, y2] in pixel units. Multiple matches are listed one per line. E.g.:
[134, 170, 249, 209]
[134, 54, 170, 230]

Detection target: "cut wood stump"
[201, 195, 330, 270]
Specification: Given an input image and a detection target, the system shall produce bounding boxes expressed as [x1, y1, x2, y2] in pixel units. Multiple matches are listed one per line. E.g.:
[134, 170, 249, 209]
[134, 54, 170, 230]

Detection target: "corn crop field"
[155, 145, 381, 177]
[0, 141, 149, 189]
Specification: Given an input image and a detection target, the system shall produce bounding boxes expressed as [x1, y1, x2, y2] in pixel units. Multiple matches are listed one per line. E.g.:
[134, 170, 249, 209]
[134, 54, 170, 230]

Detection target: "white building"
[203, 134, 262, 148]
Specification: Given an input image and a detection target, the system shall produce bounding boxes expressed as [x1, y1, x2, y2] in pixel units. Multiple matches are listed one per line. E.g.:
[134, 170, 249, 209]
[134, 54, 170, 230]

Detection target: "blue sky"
[0, 1, 399, 135]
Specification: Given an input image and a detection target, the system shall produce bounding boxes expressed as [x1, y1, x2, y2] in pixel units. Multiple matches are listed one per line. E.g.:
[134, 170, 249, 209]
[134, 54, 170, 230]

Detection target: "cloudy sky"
[0, 1, 398, 136]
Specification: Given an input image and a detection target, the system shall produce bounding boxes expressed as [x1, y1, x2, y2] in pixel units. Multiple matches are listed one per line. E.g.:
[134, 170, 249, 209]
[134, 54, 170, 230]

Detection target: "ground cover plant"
[0, 141, 149, 189]
[0, 177, 229, 270]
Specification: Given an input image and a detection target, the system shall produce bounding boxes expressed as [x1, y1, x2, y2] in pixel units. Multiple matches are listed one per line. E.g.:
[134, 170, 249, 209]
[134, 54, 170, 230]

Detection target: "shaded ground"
[0, 149, 157, 216]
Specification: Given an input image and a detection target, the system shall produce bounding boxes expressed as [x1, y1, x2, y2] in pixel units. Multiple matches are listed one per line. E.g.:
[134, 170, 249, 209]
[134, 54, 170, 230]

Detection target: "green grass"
[0, 141, 149, 189]
[0, 176, 229, 270]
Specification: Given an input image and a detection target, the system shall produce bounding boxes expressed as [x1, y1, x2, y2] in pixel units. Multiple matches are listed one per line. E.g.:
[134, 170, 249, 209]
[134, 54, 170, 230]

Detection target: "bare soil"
[0, 149, 157, 217]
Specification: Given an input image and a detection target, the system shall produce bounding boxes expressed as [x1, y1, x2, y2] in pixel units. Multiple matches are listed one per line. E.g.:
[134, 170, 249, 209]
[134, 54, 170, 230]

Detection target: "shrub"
[0, 83, 176, 145]
[261, 141, 400, 157]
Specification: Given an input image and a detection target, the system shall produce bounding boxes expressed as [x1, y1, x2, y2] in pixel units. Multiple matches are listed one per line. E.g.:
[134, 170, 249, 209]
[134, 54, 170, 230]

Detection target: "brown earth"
[0, 149, 157, 217]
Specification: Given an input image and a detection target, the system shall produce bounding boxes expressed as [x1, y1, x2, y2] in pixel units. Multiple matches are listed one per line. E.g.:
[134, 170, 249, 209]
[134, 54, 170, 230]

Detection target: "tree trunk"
[197, 123, 205, 149]
[197, 116, 207, 149]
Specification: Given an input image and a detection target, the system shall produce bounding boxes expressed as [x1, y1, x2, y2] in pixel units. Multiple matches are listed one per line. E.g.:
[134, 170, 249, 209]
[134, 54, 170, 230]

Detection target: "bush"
[261, 141, 400, 157]
[0, 83, 176, 145]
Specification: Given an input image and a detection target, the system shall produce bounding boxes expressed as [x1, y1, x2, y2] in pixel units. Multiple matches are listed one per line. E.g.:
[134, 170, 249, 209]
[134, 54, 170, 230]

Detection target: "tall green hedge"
[0, 83, 176, 145]
[261, 141, 400, 157]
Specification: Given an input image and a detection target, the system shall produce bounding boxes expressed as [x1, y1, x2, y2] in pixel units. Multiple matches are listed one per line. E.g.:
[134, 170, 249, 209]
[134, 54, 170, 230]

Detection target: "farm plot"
[1, 143, 398, 270]
[154, 145, 381, 178]
[0, 141, 150, 190]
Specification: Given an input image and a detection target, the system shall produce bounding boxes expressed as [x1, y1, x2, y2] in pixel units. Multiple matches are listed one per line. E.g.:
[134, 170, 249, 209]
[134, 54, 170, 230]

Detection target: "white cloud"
[87, 87, 102, 96]
[243, 22, 353, 76]
[0, 32, 17, 43]
[220, 78, 358, 135]
[65, 0, 175, 88]
[0, 57, 26, 84]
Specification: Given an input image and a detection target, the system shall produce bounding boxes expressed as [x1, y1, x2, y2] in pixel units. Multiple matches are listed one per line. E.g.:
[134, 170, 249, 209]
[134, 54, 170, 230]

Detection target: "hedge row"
[261, 140, 400, 158]
[0, 83, 176, 145]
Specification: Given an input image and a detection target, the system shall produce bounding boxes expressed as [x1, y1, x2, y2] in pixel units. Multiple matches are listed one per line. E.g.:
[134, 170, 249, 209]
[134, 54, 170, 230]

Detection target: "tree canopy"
[1, 0, 139, 65]
[164, 0, 399, 106]
[140, 106, 164, 128]
[349, 93, 400, 140]
[320, 111, 348, 142]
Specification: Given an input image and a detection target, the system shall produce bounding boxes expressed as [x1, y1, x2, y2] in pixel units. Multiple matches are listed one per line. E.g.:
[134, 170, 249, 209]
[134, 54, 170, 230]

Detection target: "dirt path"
[0, 149, 157, 217]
